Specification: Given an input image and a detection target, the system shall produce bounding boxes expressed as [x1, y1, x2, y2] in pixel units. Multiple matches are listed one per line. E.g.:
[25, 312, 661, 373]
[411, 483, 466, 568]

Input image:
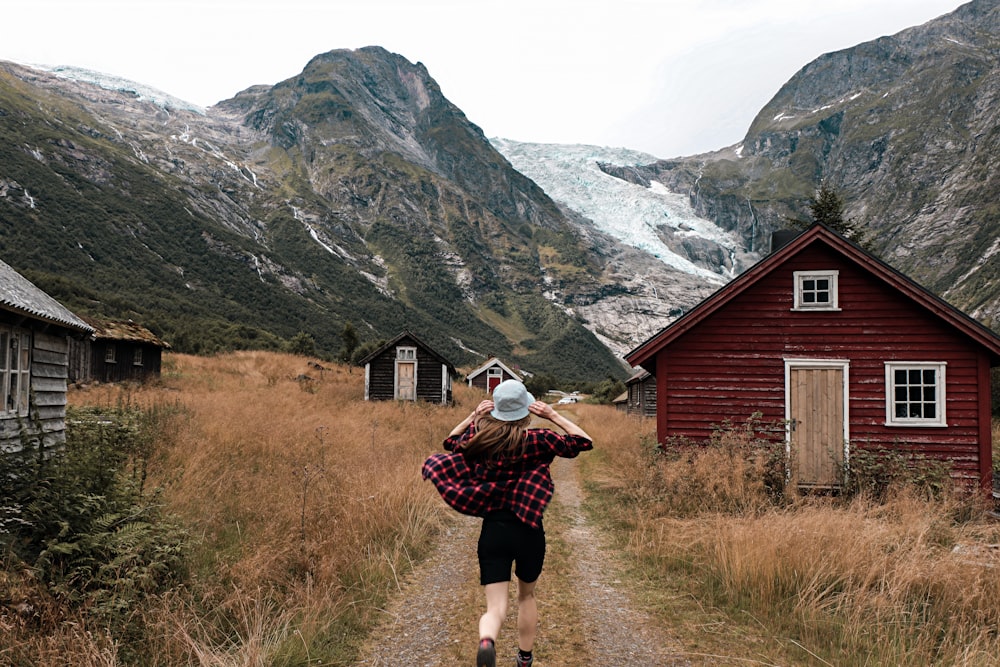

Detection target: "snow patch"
[33, 64, 205, 114]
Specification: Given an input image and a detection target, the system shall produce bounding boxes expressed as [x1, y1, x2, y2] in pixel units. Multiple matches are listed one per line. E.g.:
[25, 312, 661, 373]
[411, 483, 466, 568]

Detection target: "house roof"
[626, 223, 1000, 367]
[80, 315, 171, 348]
[466, 356, 520, 381]
[625, 367, 651, 385]
[358, 329, 457, 373]
[0, 258, 93, 333]
[612, 391, 628, 404]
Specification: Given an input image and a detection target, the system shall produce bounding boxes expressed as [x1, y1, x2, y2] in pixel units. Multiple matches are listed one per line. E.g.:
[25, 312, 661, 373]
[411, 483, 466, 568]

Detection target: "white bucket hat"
[490, 380, 534, 421]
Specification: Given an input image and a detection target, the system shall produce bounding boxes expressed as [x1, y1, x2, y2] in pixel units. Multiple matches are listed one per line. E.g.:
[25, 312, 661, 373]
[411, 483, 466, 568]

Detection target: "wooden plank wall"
[0, 331, 70, 452]
[656, 244, 989, 483]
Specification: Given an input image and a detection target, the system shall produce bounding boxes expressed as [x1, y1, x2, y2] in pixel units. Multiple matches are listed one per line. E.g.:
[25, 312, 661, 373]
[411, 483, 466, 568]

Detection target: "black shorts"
[478, 509, 546, 585]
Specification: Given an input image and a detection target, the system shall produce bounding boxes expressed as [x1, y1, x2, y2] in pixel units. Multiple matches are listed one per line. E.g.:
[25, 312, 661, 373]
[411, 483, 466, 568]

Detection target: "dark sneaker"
[476, 639, 496, 667]
[515, 654, 533, 667]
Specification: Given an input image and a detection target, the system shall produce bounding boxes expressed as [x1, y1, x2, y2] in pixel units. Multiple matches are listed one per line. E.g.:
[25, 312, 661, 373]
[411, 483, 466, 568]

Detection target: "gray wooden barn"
[625, 367, 657, 418]
[0, 259, 93, 452]
[69, 315, 171, 384]
[360, 330, 456, 404]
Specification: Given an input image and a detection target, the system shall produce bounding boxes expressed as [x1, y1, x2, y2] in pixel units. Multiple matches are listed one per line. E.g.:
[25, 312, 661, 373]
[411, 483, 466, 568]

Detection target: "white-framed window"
[0, 327, 31, 416]
[105, 344, 117, 364]
[133, 348, 143, 366]
[885, 362, 946, 427]
[793, 270, 840, 311]
[396, 346, 416, 361]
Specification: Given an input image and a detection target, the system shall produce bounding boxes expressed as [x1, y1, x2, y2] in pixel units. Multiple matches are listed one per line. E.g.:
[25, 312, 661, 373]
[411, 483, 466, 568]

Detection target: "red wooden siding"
[653, 242, 991, 485]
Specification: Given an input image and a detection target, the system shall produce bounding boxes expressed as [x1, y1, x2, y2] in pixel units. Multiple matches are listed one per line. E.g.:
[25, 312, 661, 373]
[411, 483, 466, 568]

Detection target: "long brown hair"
[460, 413, 530, 465]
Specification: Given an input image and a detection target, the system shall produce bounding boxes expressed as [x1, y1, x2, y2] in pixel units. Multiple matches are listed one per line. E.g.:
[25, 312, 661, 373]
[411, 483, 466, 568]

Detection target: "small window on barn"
[793, 270, 840, 311]
[396, 346, 416, 361]
[105, 344, 117, 364]
[133, 348, 143, 366]
[0, 327, 31, 417]
[884, 362, 946, 427]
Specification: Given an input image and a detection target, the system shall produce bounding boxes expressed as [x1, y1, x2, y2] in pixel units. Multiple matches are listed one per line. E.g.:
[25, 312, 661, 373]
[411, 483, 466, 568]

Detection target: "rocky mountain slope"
[621, 0, 1000, 328]
[0, 48, 684, 380]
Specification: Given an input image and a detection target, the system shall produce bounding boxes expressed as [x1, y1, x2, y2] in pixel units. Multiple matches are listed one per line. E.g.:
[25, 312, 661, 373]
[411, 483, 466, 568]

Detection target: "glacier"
[490, 138, 744, 285]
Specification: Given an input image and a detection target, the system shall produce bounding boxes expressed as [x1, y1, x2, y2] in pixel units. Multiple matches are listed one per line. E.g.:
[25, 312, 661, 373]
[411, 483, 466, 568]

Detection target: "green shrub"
[0, 402, 190, 656]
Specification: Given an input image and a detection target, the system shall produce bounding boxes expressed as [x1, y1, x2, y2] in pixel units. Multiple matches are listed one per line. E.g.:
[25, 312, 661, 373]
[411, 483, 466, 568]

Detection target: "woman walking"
[422, 380, 593, 667]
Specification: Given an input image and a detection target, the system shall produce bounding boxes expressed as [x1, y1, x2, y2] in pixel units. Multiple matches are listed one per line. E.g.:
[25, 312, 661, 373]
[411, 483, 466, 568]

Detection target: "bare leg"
[479, 581, 509, 642]
[516, 578, 538, 652]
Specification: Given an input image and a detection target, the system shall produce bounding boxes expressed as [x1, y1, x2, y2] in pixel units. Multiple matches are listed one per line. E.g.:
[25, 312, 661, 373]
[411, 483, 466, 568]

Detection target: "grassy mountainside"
[0, 51, 627, 382]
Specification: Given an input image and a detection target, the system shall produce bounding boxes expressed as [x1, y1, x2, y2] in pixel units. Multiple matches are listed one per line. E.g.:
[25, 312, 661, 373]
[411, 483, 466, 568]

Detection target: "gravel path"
[352, 457, 687, 666]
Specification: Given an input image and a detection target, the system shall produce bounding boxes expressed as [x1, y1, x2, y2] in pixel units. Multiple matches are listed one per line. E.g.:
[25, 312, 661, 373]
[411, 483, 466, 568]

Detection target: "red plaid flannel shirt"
[421, 422, 593, 528]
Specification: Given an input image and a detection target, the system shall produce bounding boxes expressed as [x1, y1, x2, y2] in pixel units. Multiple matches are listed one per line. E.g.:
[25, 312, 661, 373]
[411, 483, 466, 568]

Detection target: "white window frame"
[792, 270, 840, 311]
[396, 346, 416, 361]
[884, 361, 947, 427]
[133, 348, 143, 366]
[0, 327, 31, 417]
[105, 344, 117, 364]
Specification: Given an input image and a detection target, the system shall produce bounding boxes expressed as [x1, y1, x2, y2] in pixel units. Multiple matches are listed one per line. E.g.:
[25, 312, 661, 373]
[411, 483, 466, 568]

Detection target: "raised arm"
[527, 400, 592, 441]
[447, 399, 494, 437]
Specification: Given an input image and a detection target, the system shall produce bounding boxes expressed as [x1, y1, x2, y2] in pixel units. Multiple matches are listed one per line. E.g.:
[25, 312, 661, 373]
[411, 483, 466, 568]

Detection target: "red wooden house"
[626, 224, 1000, 495]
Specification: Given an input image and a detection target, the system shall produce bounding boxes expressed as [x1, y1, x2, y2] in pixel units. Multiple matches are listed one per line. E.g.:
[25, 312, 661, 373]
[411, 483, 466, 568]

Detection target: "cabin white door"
[786, 360, 849, 490]
[396, 361, 416, 400]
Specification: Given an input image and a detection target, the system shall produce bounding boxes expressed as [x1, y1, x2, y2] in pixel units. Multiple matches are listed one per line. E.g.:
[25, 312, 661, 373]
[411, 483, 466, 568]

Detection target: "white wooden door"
[397, 361, 416, 401]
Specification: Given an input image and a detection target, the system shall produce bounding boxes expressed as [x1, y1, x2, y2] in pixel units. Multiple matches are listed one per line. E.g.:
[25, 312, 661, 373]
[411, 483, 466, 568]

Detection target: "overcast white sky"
[3, 0, 963, 158]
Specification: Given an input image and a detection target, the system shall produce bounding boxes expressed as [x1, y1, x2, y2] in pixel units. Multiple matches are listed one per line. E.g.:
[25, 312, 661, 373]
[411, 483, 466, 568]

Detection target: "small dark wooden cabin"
[627, 224, 1000, 496]
[0, 259, 93, 451]
[69, 316, 170, 383]
[625, 368, 657, 418]
[466, 357, 520, 394]
[360, 330, 456, 404]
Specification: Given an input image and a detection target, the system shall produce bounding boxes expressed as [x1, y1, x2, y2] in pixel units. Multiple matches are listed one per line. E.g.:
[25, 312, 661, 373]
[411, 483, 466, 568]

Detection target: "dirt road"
[353, 457, 688, 666]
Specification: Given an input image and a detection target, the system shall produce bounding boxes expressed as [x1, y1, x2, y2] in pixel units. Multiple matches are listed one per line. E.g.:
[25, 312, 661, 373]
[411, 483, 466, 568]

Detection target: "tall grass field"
[2, 351, 999, 665]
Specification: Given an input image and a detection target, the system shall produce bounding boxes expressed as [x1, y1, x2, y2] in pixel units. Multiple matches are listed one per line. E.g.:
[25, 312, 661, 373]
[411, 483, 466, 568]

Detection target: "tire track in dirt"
[548, 457, 690, 665]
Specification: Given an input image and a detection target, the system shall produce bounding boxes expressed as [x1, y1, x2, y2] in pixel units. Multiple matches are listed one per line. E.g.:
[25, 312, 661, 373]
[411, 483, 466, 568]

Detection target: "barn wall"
[91, 341, 164, 383]
[1, 330, 70, 452]
[366, 348, 398, 401]
[657, 244, 989, 482]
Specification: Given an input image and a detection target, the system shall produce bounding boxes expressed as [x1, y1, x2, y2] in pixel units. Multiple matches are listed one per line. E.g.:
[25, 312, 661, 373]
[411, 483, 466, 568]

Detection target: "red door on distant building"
[487, 368, 503, 393]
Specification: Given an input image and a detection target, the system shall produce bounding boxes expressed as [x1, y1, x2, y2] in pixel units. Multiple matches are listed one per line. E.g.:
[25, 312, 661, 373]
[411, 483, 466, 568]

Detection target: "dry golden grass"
[58, 351, 478, 665]
[581, 408, 1000, 666]
[22, 359, 1000, 665]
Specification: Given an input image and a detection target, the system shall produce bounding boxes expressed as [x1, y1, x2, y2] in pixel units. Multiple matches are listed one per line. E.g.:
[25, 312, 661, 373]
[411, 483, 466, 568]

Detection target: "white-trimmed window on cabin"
[105, 344, 116, 364]
[793, 270, 840, 310]
[885, 362, 947, 427]
[0, 327, 32, 417]
[396, 346, 416, 361]
[133, 348, 143, 366]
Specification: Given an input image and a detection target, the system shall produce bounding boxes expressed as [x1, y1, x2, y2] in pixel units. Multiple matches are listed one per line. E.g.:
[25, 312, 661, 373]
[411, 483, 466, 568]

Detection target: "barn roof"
[626, 223, 1000, 367]
[625, 367, 651, 385]
[466, 356, 520, 381]
[0, 258, 93, 333]
[358, 329, 457, 373]
[80, 315, 171, 348]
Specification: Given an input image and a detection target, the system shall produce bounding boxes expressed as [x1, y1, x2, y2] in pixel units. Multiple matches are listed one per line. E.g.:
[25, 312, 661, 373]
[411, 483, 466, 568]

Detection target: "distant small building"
[612, 390, 628, 412]
[359, 330, 457, 404]
[625, 368, 657, 418]
[0, 258, 93, 451]
[69, 316, 171, 384]
[466, 357, 521, 394]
